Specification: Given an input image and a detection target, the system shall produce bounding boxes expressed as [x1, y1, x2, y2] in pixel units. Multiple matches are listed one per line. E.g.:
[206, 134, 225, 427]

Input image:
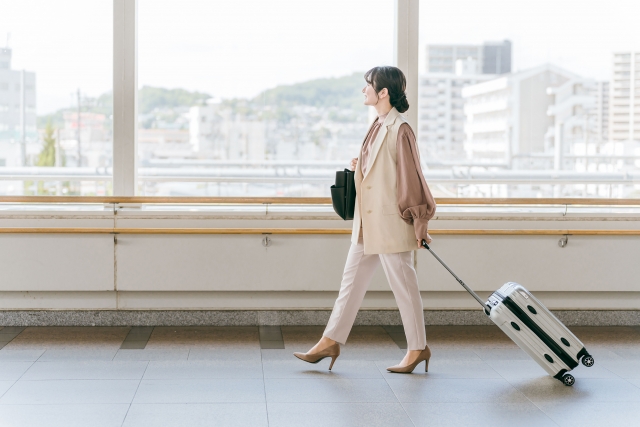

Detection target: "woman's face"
[362, 82, 387, 106]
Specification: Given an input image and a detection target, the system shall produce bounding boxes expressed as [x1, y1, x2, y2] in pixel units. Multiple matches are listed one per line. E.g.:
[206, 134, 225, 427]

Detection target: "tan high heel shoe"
[293, 343, 341, 370]
[386, 344, 431, 374]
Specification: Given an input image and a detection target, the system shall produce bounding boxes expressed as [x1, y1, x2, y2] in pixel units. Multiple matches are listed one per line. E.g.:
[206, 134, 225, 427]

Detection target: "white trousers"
[323, 234, 427, 350]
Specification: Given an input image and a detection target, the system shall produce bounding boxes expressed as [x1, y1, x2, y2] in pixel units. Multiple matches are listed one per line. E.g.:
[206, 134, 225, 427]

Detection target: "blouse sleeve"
[396, 123, 437, 241]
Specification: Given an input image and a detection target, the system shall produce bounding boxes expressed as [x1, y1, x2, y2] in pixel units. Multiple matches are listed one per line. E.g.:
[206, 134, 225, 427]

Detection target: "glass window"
[419, 0, 639, 198]
[137, 0, 393, 196]
[0, 0, 112, 195]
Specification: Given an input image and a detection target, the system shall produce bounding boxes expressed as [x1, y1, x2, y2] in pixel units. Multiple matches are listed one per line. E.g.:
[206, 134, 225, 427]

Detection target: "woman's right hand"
[350, 157, 358, 171]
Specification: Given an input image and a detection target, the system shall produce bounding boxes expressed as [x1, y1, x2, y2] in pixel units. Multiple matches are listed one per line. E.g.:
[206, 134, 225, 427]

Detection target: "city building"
[462, 64, 580, 166]
[419, 41, 511, 160]
[482, 40, 512, 74]
[547, 79, 610, 171]
[189, 103, 265, 161]
[610, 52, 640, 143]
[426, 40, 511, 75]
[417, 68, 494, 159]
[0, 47, 36, 166]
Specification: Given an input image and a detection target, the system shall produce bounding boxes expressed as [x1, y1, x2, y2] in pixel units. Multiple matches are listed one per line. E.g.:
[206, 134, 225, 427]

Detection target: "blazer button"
[367, 210, 372, 213]
[367, 186, 371, 189]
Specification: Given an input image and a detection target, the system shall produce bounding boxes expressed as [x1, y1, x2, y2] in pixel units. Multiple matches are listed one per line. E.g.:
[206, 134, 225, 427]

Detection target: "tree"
[26, 121, 67, 195]
[37, 120, 62, 167]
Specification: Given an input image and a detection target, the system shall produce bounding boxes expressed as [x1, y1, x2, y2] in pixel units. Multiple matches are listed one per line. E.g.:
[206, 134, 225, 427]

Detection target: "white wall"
[0, 204, 639, 310]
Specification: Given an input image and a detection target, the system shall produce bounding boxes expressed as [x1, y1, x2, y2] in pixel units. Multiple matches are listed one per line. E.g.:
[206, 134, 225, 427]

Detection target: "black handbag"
[330, 168, 356, 220]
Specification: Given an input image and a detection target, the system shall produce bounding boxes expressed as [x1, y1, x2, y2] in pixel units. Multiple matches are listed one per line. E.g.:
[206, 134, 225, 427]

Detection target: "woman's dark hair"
[364, 66, 409, 113]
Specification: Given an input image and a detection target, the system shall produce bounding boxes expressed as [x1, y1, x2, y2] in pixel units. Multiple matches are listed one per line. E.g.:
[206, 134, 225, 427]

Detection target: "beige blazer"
[350, 107, 419, 254]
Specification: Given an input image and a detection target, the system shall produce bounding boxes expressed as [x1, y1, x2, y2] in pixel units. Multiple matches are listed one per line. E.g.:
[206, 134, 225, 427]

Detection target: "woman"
[294, 66, 437, 373]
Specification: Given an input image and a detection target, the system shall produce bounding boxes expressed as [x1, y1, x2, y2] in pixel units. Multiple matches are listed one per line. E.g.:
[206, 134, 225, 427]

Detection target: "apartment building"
[610, 52, 640, 142]
[418, 70, 494, 158]
[426, 40, 511, 75]
[0, 47, 36, 166]
[462, 64, 579, 165]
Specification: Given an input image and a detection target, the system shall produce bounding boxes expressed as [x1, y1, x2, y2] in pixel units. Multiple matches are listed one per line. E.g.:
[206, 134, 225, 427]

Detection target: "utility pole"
[56, 128, 62, 195]
[20, 70, 26, 166]
[77, 88, 82, 167]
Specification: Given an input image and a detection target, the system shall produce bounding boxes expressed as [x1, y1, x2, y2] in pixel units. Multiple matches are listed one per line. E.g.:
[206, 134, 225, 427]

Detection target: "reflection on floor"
[0, 325, 639, 426]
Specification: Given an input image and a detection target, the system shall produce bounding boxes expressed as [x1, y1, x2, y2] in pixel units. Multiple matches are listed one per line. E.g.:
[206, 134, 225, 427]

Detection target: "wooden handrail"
[1, 196, 640, 205]
[0, 227, 639, 235]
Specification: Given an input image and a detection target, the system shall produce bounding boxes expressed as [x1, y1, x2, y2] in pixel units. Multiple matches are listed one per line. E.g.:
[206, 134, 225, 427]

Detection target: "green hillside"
[37, 73, 367, 128]
[254, 72, 367, 110]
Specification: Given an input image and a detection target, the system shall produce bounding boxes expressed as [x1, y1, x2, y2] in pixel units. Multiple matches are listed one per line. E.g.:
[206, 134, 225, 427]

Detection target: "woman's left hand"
[416, 233, 432, 249]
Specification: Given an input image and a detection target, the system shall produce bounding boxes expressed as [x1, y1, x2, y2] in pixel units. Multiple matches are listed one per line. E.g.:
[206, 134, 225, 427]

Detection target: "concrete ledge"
[0, 310, 638, 327]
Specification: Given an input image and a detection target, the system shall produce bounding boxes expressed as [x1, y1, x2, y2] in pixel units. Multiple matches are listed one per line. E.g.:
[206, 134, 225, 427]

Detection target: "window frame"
[112, 0, 418, 196]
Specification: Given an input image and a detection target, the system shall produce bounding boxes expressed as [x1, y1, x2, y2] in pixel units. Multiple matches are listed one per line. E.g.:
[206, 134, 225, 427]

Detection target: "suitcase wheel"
[582, 355, 595, 367]
[561, 374, 575, 386]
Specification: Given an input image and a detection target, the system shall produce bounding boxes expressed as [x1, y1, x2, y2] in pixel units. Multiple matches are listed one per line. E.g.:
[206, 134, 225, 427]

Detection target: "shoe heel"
[425, 359, 429, 372]
[329, 356, 337, 371]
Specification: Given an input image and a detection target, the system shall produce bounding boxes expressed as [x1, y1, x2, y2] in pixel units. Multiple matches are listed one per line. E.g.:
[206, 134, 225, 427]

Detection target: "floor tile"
[265, 378, 397, 403]
[487, 359, 617, 380]
[113, 349, 189, 361]
[376, 359, 501, 379]
[428, 347, 483, 361]
[0, 349, 45, 361]
[509, 377, 640, 403]
[0, 362, 33, 381]
[133, 379, 265, 403]
[122, 403, 268, 427]
[21, 361, 148, 380]
[0, 381, 15, 398]
[260, 349, 302, 361]
[385, 378, 529, 403]
[4, 327, 128, 350]
[335, 344, 404, 361]
[537, 400, 640, 427]
[142, 360, 263, 379]
[425, 326, 516, 349]
[267, 402, 414, 427]
[609, 347, 640, 359]
[0, 325, 637, 425]
[0, 380, 140, 404]
[0, 404, 130, 427]
[264, 359, 384, 379]
[473, 348, 531, 361]
[187, 347, 262, 361]
[38, 349, 118, 361]
[403, 401, 557, 427]
[146, 326, 259, 348]
[601, 360, 640, 378]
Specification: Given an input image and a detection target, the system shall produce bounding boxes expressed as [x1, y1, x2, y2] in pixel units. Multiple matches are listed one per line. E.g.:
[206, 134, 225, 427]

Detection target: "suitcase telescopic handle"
[421, 239, 491, 311]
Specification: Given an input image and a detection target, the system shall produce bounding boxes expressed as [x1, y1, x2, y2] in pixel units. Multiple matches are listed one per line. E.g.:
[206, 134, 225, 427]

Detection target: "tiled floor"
[0, 325, 639, 426]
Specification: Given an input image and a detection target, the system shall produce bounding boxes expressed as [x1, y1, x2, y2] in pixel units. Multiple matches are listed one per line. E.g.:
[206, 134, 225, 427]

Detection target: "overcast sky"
[2, 0, 638, 114]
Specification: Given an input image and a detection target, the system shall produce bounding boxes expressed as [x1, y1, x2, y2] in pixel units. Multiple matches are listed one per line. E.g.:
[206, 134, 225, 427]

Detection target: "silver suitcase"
[422, 240, 594, 386]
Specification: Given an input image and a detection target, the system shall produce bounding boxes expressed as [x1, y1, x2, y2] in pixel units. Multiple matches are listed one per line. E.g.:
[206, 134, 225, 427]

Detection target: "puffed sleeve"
[396, 123, 437, 241]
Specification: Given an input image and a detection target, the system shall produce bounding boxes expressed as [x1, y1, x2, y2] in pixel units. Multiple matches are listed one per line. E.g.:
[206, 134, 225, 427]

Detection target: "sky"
[1, 0, 639, 115]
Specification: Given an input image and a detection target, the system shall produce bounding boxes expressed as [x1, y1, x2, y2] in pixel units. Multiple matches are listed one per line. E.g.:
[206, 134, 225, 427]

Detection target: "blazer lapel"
[363, 107, 400, 180]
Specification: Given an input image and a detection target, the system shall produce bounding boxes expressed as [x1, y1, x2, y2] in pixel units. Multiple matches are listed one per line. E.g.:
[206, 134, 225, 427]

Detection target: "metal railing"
[1, 196, 640, 205]
[0, 228, 638, 236]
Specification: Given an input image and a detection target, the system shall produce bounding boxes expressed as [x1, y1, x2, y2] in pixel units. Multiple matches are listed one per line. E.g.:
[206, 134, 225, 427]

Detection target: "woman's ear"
[378, 88, 388, 99]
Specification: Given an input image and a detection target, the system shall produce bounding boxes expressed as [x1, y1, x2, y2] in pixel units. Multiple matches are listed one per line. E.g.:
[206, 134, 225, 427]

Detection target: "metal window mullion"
[394, 0, 419, 128]
[113, 0, 138, 196]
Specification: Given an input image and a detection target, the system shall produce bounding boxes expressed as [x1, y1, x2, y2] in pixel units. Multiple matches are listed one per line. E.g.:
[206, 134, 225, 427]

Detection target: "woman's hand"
[350, 157, 358, 172]
[417, 233, 432, 249]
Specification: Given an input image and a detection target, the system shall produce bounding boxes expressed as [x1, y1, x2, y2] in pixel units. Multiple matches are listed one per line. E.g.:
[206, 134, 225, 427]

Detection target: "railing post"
[113, 0, 138, 196]
[394, 0, 419, 129]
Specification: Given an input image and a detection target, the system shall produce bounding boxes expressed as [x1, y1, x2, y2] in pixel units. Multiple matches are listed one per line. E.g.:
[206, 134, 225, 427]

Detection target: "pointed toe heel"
[293, 343, 340, 370]
[387, 345, 431, 374]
